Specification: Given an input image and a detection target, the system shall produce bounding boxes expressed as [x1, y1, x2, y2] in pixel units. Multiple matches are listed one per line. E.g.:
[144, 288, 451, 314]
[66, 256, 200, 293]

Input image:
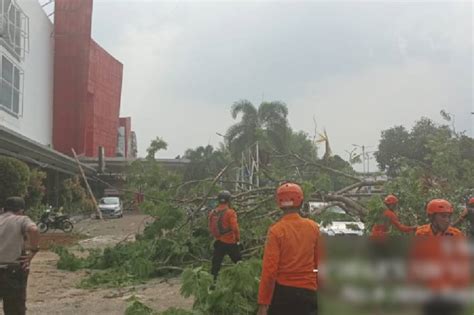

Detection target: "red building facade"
[53, 0, 125, 158]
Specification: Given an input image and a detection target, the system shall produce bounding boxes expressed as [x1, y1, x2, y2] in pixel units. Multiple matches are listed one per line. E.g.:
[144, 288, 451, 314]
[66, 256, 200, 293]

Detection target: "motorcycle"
[36, 207, 74, 233]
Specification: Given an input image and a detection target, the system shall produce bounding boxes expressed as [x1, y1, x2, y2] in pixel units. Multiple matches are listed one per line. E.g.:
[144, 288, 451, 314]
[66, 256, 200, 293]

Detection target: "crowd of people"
[1, 186, 472, 315]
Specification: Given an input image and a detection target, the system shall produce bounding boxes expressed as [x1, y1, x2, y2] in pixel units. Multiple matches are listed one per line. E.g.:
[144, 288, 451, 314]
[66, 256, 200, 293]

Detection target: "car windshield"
[319, 206, 359, 227]
[100, 197, 119, 205]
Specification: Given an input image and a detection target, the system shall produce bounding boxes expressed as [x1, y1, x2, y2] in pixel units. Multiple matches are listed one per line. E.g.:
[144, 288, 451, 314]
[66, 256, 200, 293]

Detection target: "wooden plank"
[71, 148, 103, 220]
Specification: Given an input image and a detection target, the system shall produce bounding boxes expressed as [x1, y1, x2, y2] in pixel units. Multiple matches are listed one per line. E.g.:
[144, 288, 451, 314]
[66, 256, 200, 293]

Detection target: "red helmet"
[426, 199, 453, 215]
[384, 195, 398, 205]
[276, 182, 304, 209]
[467, 197, 474, 206]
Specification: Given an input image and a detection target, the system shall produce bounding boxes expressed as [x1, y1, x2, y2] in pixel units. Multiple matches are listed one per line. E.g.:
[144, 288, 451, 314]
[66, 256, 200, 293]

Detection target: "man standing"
[257, 182, 320, 315]
[208, 190, 241, 282]
[0, 197, 40, 315]
[371, 194, 417, 239]
[416, 199, 464, 237]
[412, 199, 467, 315]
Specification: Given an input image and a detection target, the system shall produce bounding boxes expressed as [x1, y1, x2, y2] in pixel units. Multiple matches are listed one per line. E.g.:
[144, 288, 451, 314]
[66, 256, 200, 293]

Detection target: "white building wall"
[0, 0, 53, 146]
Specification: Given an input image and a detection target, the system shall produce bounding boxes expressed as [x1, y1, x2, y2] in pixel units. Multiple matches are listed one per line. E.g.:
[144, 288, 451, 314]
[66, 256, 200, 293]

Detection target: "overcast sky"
[90, 0, 472, 166]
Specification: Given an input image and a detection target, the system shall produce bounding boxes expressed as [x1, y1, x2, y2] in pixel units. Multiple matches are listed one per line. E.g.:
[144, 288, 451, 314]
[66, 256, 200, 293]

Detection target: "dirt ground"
[0, 214, 193, 315]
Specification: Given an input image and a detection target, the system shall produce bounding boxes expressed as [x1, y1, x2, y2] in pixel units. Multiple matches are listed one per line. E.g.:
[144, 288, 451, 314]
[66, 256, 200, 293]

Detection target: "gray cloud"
[91, 0, 472, 162]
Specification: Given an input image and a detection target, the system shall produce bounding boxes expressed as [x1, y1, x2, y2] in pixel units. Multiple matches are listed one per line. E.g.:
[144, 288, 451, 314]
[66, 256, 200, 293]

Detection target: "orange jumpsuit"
[258, 213, 320, 306]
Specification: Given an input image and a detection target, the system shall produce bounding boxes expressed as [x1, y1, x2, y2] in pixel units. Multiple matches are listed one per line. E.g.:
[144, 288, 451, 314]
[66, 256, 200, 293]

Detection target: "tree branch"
[319, 194, 368, 221]
[177, 162, 233, 230]
[289, 153, 361, 181]
[173, 178, 258, 195]
[232, 187, 275, 199]
[335, 180, 386, 195]
[239, 196, 274, 216]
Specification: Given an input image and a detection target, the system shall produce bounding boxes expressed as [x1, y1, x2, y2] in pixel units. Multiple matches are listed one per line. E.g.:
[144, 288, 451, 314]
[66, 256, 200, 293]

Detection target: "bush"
[59, 176, 94, 214]
[79, 268, 141, 289]
[125, 297, 156, 315]
[54, 246, 86, 271]
[25, 168, 47, 220]
[159, 308, 194, 315]
[175, 259, 262, 315]
[54, 247, 103, 272]
[0, 156, 30, 208]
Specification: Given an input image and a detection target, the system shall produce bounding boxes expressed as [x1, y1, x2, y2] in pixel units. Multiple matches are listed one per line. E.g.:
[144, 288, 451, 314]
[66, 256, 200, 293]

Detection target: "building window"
[116, 126, 125, 157]
[0, 54, 22, 116]
[0, 0, 29, 61]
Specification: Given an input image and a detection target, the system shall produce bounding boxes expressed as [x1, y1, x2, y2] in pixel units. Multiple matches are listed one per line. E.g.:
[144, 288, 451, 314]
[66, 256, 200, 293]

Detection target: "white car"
[315, 205, 365, 236]
[98, 197, 123, 218]
[320, 220, 365, 236]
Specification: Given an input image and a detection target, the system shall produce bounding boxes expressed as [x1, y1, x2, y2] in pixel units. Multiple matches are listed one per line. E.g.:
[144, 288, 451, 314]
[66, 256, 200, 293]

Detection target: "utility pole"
[353, 144, 373, 175]
[345, 148, 358, 165]
[365, 151, 376, 174]
[471, 112, 474, 137]
[255, 141, 259, 187]
[367, 151, 370, 174]
[362, 145, 366, 174]
[353, 144, 366, 173]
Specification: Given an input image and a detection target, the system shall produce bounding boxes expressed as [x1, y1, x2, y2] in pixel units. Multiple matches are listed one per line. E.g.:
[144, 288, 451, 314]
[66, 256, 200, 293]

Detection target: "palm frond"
[225, 123, 246, 142]
[231, 100, 258, 120]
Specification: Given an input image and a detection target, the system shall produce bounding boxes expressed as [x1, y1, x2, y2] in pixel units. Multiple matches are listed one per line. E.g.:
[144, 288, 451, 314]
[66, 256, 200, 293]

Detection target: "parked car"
[315, 205, 365, 236]
[98, 197, 123, 218]
[320, 220, 365, 236]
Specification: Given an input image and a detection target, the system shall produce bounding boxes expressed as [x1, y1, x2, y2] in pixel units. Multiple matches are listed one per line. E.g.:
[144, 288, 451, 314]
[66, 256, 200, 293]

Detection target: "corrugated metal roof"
[0, 124, 96, 176]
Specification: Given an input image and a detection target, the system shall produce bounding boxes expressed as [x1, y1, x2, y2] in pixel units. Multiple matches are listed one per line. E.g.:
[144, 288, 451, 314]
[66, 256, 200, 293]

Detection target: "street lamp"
[365, 151, 376, 174]
[216, 132, 232, 152]
[345, 148, 358, 165]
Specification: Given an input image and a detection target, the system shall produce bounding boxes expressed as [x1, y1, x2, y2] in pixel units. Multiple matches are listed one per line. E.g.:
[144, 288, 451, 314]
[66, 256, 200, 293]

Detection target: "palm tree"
[225, 100, 289, 163]
[183, 145, 229, 180]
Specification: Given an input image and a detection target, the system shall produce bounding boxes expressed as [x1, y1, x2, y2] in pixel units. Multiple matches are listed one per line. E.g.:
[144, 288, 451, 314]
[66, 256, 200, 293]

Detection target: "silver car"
[98, 197, 123, 218]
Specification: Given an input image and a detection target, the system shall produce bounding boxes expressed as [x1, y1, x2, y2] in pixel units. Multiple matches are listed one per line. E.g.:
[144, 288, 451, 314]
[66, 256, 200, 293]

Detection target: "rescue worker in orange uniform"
[257, 183, 320, 315]
[411, 199, 468, 315]
[208, 190, 241, 282]
[452, 197, 474, 237]
[416, 199, 464, 237]
[370, 194, 417, 239]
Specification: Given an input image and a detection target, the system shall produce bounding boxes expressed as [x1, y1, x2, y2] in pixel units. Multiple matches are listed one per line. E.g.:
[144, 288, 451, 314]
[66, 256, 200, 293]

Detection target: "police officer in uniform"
[0, 197, 40, 315]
